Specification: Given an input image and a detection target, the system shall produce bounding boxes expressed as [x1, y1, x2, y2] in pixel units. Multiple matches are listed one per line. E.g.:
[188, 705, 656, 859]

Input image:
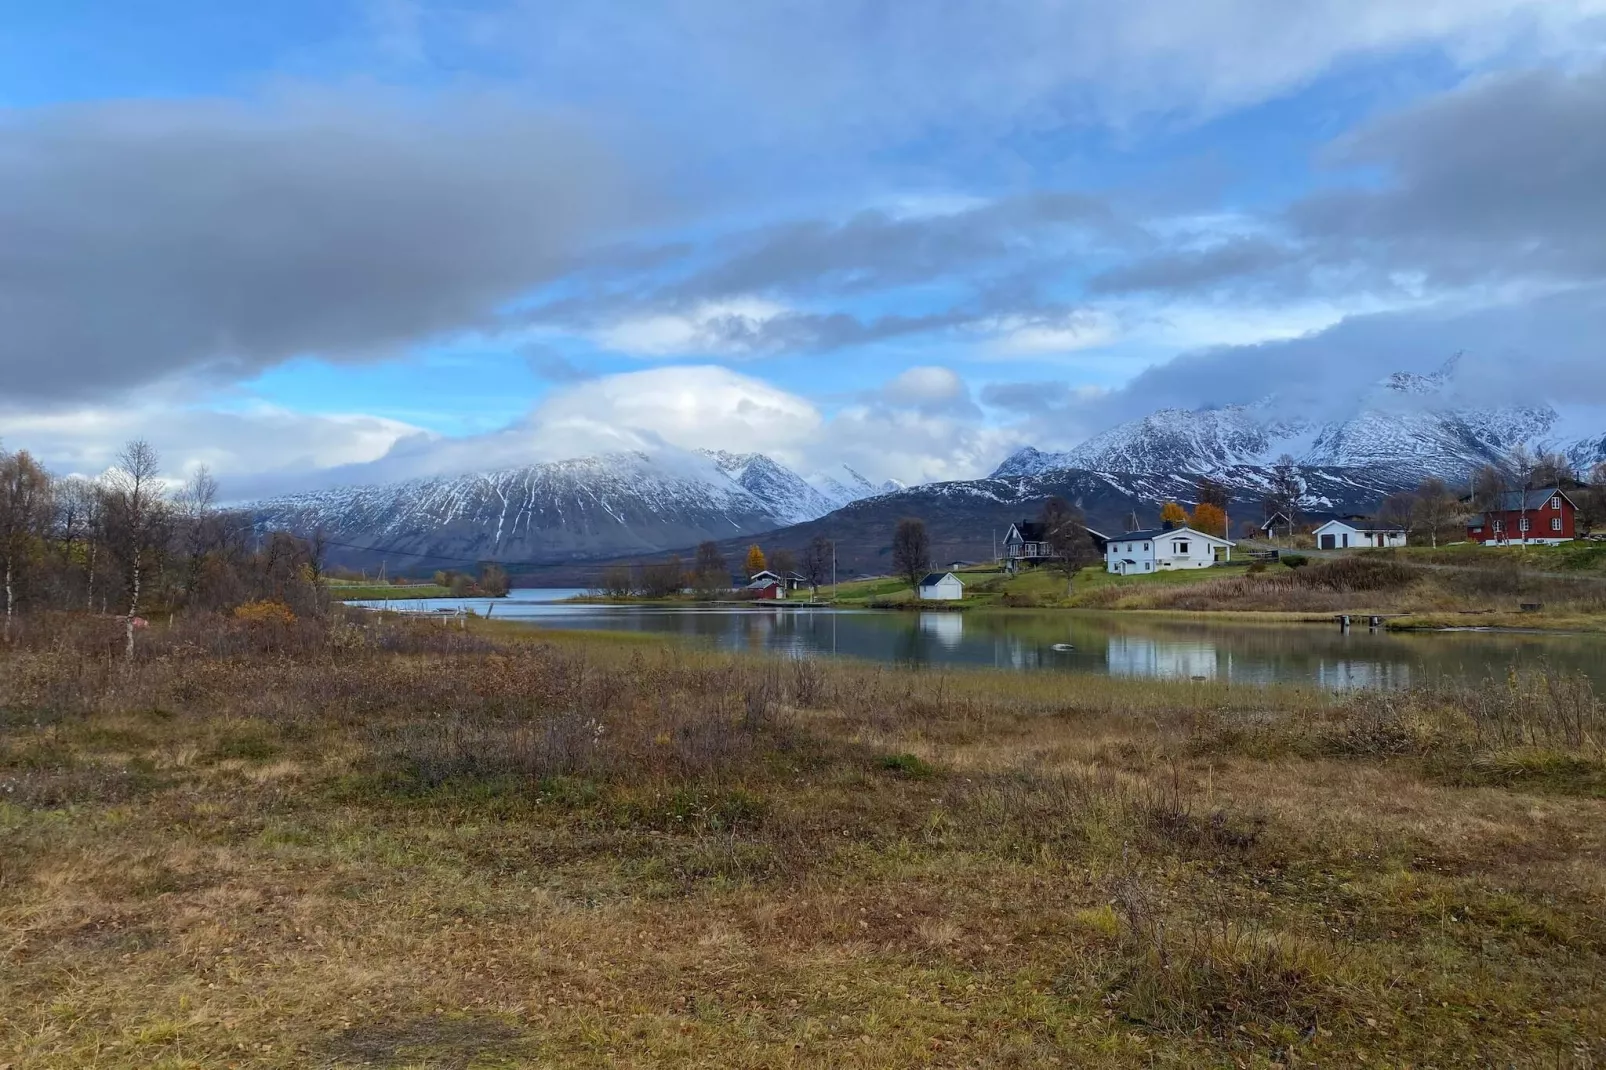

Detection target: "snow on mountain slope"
[252, 447, 914, 570]
[809, 463, 904, 508]
[254, 450, 827, 569]
[993, 361, 1606, 484]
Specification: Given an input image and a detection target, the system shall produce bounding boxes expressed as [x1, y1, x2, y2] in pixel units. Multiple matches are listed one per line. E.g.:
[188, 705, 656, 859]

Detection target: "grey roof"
[919, 572, 962, 587]
[1315, 518, 1405, 533]
[1007, 521, 1047, 541]
[1482, 487, 1571, 513]
[1112, 526, 1233, 543]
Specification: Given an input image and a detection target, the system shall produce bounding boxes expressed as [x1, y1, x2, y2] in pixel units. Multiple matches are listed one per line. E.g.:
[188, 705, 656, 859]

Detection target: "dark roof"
[918, 572, 961, 587]
[1008, 521, 1047, 541]
[1260, 509, 1348, 529]
[1482, 487, 1572, 513]
[1109, 526, 1231, 543]
[1315, 518, 1405, 533]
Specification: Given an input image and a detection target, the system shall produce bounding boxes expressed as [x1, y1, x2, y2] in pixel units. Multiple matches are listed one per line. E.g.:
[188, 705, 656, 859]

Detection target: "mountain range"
[253, 362, 1606, 576]
[254, 449, 900, 571]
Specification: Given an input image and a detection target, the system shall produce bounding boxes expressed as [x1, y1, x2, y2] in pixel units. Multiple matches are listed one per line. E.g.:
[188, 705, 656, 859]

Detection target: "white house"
[1312, 518, 1406, 549]
[917, 572, 966, 600]
[1105, 525, 1233, 575]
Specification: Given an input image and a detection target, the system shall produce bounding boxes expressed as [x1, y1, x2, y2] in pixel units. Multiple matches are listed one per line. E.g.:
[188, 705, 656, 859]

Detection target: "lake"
[352, 588, 1606, 690]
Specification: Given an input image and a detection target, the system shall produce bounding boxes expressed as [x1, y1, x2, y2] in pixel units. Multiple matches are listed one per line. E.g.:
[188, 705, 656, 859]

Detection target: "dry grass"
[1, 613, 1604, 1067]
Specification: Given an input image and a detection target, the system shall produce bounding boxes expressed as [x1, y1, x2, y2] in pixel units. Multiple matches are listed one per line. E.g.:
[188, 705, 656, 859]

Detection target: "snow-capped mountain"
[810, 463, 905, 507]
[253, 449, 895, 570]
[994, 362, 1606, 485]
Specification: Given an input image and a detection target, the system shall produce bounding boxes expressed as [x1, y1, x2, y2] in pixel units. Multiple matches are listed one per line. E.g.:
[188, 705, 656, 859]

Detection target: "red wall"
[1468, 497, 1575, 543]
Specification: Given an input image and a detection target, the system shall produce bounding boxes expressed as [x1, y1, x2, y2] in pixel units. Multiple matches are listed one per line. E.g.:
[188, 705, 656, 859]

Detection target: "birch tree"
[0, 447, 54, 636]
[103, 441, 167, 658]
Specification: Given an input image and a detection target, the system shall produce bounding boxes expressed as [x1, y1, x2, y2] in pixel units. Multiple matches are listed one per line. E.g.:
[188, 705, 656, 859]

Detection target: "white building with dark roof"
[1105, 524, 1233, 575]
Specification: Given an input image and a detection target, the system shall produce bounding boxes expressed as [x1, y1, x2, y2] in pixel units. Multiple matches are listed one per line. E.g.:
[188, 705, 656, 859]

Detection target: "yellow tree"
[745, 544, 766, 577]
[1191, 502, 1227, 538]
[1159, 501, 1189, 526]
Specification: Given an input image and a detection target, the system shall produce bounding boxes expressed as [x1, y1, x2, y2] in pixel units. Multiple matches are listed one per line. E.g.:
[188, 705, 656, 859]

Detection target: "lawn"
[326, 582, 455, 601]
[2, 612, 1603, 1067]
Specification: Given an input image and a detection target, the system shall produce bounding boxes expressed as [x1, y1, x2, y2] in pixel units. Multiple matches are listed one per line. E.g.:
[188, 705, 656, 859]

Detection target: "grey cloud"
[0, 90, 646, 401]
[979, 380, 1079, 416]
[669, 192, 1120, 301]
[1291, 66, 1606, 287]
[1085, 236, 1297, 295]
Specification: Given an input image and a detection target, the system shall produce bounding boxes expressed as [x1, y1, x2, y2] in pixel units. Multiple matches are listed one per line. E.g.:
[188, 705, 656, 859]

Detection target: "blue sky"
[3, 0, 1605, 495]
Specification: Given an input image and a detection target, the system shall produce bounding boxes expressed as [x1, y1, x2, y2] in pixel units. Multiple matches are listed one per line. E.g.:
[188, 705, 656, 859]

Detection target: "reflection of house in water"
[919, 612, 964, 649]
[1313, 659, 1413, 690]
[1105, 635, 1219, 680]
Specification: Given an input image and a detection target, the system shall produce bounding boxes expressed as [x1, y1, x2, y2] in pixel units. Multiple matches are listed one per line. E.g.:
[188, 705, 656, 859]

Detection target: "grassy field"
[326, 582, 455, 601]
[2, 612, 1605, 1067]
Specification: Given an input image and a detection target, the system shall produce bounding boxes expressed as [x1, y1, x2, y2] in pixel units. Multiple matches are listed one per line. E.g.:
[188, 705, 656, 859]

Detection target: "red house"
[1467, 487, 1577, 546]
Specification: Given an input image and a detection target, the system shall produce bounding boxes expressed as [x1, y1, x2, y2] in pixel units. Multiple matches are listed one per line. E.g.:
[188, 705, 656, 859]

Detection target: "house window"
[1143, 543, 1150, 550]
[1493, 520, 1504, 532]
[1143, 562, 1151, 571]
[1552, 496, 1562, 510]
[1175, 541, 1189, 554]
[1552, 516, 1563, 532]
[1520, 518, 1530, 532]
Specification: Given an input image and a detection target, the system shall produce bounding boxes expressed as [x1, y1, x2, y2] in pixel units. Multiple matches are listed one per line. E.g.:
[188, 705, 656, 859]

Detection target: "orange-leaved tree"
[1191, 502, 1227, 538]
[1159, 501, 1189, 526]
[745, 544, 766, 577]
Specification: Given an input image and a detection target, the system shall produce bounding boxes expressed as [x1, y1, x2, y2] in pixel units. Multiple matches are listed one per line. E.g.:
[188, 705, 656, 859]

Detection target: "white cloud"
[1, 402, 424, 496]
[594, 299, 791, 357]
[984, 310, 1120, 356]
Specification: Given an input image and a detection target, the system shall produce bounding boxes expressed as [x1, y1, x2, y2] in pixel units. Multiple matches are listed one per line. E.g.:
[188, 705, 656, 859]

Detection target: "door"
[1320, 534, 1335, 550]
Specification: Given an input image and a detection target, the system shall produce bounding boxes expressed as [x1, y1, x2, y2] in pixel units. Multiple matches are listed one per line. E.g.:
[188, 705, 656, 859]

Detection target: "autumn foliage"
[1159, 501, 1189, 526]
[1191, 502, 1227, 538]
[745, 544, 767, 577]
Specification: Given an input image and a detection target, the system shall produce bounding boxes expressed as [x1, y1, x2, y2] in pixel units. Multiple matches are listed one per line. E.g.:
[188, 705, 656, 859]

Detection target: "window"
[1552, 496, 1562, 510]
[1552, 516, 1563, 532]
[1175, 541, 1189, 554]
[1143, 543, 1150, 550]
[1493, 519, 1504, 532]
[1520, 517, 1530, 532]
[1143, 562, 1151, 571]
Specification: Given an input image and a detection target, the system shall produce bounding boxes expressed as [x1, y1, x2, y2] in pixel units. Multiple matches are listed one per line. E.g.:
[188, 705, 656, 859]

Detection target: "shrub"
[879, 752, 935, 778]
[1280, 553, 1309, 569]
[233, 600, 297, 627]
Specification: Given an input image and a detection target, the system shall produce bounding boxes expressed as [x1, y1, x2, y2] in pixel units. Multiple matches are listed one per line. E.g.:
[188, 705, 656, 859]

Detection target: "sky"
[2, 0, 1606, 497]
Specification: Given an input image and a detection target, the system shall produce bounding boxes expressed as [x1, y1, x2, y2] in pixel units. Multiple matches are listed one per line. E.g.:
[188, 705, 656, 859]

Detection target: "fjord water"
[358, 589, 1606, 690]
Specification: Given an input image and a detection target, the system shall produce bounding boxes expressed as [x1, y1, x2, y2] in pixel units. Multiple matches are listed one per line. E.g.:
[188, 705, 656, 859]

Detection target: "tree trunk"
[3, 555, 12, 640]
[125, 552, 141, 659]
[86, 543, 97, 613]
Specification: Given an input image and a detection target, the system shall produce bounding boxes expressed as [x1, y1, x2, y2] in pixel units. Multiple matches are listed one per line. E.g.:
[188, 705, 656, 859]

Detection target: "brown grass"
[1, 612, 1604, 1067]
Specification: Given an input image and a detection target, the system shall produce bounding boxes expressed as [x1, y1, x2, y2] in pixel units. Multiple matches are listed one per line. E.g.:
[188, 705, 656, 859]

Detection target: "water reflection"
[351, 590, 1606, 690]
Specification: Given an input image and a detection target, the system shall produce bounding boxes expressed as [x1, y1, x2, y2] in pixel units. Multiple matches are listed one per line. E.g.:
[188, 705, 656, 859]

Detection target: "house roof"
[1260, 509, 1349, 529]
[1313, 518, 1405, 534]
[1109, 525, 1234, 545]
[745, 576, 781, 589]
[918, 572, 962, 587]
[1480, 487, 1573, 513]
[1007, 521, 1047, 541]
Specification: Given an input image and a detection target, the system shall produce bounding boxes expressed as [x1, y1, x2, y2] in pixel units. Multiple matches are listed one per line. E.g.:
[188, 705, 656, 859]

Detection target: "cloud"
[473, 0, 1606, 135]
[1293, 65, 1606, 288]
[879, 366, 981, 418]
[0, 89, 646, 402]
[1, 402, 424, 496]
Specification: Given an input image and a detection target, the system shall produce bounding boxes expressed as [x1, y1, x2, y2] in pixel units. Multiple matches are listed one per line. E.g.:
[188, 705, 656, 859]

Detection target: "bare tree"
[1409, 477, 1458, 548]
[891, 518, 931, 596]
[1470, 464, 1507, 514]
[103, 441, 167, 657]
[1377, 490, 1416, 532]
[0, 447, 54, 636]
[799, 535, 833, 597]
[1264, 455, 1302, 541]
[1039, 496, 1098, 595]
[769, 547, 797, 579]
[1530, 451, 1575, 490]
[693, 540, 728, 598]
[1578, 461, 1606, 535]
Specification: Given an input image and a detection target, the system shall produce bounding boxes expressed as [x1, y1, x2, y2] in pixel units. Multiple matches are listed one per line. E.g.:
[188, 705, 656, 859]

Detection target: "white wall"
[918, 577, 964, 600]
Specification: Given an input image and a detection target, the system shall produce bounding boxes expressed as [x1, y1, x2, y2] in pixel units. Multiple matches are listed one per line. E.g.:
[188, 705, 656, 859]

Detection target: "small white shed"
[917, 572, 965, 601]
